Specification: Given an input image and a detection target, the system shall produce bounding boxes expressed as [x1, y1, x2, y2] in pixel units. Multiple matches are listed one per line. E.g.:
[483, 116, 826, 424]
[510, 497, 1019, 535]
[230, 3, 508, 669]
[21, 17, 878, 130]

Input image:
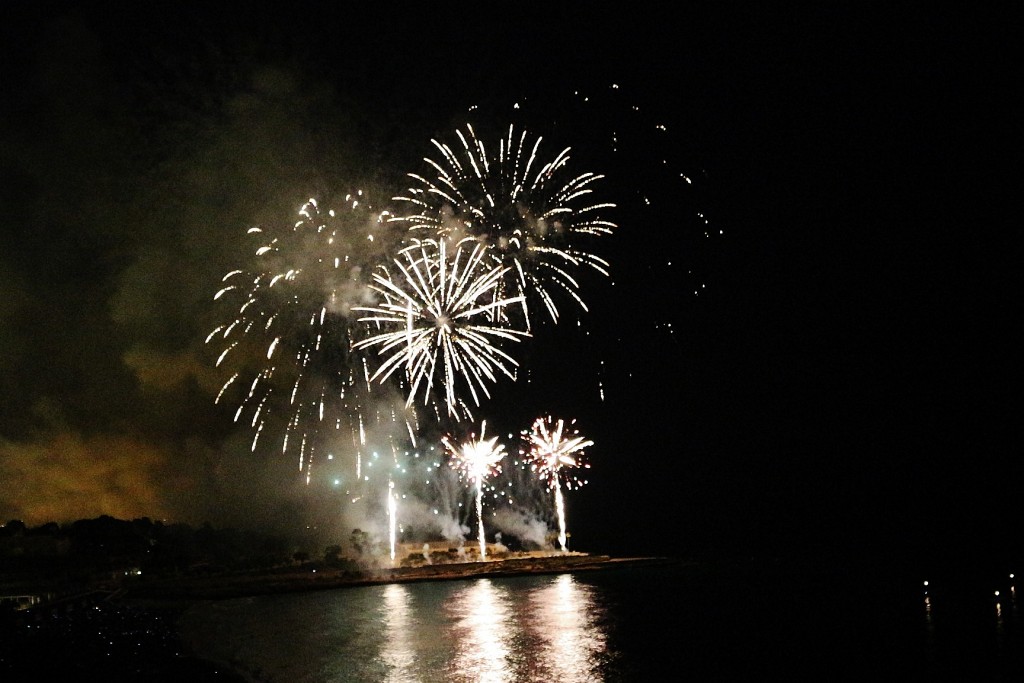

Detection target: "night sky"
[1, 3, 1017, 567]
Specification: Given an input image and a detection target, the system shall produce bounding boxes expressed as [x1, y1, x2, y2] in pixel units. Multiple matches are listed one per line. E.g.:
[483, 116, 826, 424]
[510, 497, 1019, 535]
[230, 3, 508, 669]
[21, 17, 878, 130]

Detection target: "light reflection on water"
[530, 574, 607, 683]
[434, 575, 605, 682]
[446, 579, 515, 682]
[181, 572, 610, 683]
[380, 583, 416, 681]
[436, 574, 606, 682]
[177, 563, 1024, 681]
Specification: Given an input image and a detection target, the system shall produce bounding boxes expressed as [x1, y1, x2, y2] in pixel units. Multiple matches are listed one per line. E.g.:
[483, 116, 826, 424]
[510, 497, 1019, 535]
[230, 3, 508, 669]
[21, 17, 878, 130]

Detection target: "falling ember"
[443, 420, 506, 559]
[522, 416, 593, 552]
[207, 195, 410, 483]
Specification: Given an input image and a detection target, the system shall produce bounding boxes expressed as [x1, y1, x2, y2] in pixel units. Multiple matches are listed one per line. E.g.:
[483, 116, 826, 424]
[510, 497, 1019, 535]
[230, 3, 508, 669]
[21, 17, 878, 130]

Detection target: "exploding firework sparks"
[443, 421, 507, 559]
[207, 195, 414, 483]
[392, 123, 616, 329]
[353, 237, 530, 421]
[522, 416, 593, 552]
[206, 119, 620, 553]
[465, 85, 720, 405]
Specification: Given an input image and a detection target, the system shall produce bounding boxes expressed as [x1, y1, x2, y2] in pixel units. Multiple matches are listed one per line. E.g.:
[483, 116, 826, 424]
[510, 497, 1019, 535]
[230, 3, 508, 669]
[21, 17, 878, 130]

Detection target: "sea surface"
[177, 558, 1024, 682]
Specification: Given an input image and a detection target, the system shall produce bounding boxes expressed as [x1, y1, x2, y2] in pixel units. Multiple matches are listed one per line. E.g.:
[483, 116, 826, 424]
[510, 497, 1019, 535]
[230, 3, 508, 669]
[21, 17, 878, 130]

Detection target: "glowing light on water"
[449, 579, 513, 682]
[522, 416, 593, 552]
[183, 570, 613, 681]
[529, 574, 607, 682]
[380, 583, 415, 679]
[444, 421, 506, 559]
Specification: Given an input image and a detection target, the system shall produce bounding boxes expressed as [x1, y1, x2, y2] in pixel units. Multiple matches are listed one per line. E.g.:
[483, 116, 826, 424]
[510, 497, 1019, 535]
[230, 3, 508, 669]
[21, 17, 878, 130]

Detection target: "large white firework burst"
[353, 237, 530, 421]
[392, 123, 616, 329]
[207, 195, 414, 482]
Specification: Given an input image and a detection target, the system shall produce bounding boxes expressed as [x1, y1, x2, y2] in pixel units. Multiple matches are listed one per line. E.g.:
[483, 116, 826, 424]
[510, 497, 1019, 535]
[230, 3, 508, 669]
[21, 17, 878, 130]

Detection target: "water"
[178, 560, 1024, 681]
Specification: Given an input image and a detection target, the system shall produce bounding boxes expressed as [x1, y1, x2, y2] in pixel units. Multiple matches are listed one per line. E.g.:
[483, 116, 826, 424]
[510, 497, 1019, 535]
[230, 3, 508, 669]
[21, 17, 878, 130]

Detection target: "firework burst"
[392, 123, 616, 329]
[207, 195, 413, 482]
[522, 416, 593, 551]
[353, 237, 530, 421]
[443, 421, 507, 559]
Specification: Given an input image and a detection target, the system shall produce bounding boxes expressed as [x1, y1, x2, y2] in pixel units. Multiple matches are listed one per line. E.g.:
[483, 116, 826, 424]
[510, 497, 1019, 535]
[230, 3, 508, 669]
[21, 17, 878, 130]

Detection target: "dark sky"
[1, 3, 1017, 565]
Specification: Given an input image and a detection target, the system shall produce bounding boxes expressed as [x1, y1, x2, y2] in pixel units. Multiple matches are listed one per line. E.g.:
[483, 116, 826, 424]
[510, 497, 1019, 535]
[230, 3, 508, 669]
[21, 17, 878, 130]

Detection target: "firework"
[353, 237, 530, 421]
[522, 416, 593, 552]
[392, 124, 616, 329]
[443, 421, 507, 559]
[207, 195, 412, 483]
[387, 479, 398, 562]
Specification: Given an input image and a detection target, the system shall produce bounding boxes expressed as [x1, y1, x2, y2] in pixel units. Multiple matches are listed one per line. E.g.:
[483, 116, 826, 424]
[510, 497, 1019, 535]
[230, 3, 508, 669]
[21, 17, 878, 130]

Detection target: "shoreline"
[122, 552, 682, 602]
[3, 553, 683, 681]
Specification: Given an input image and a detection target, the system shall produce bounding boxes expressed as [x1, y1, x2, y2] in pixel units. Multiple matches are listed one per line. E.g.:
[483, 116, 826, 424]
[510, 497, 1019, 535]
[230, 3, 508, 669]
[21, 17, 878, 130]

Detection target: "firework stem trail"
[522, 416, 593, 552]
[443, 420, 506, 559]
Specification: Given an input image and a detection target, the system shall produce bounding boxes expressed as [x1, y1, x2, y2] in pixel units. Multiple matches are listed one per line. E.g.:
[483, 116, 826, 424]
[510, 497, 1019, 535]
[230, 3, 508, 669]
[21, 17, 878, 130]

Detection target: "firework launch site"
[1, 515, 674, 609]
[118, 550, 676, 602]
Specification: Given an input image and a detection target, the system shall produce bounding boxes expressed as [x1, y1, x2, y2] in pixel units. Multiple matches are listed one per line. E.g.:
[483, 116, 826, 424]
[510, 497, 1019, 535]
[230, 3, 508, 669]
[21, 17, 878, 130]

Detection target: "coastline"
[122, 552, 681, 602]
[165, 553, 680, 682]
[2, 553, 679, 680]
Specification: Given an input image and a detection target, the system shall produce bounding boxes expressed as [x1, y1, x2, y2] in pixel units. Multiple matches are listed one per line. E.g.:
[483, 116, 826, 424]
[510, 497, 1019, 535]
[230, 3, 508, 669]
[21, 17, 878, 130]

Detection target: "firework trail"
[522, 416, 592, 552]
[392, 123, 616, 329]
[443, 421, 507, 559]
[387, 479, 397, 562]
[207, 195, 413, 483]
[353, 237, 530, 422]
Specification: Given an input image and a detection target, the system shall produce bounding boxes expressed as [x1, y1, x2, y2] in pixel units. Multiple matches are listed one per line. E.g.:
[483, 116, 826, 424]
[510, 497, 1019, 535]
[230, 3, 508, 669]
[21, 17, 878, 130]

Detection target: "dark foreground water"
[178, 559, 1024, 682]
